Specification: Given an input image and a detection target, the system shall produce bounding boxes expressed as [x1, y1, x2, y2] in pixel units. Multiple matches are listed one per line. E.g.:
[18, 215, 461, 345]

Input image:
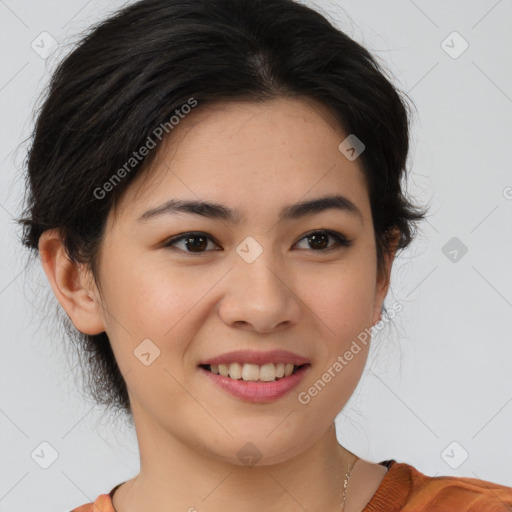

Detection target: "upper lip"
[199, 349, 310, 366]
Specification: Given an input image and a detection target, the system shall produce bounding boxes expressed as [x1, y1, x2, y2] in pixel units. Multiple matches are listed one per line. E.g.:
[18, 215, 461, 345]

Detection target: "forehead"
[115, 97, 370, 223]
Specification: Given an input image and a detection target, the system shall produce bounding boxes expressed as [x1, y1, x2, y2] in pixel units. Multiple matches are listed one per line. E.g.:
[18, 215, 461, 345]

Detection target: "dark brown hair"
[17, 0, 428, 419]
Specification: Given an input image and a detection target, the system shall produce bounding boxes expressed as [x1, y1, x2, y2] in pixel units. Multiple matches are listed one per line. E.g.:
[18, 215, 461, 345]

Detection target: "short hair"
[17, 0, 428, 419]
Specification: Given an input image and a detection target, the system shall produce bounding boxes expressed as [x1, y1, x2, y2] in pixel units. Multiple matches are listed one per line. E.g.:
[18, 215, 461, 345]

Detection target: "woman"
[17, 0, 512, 510]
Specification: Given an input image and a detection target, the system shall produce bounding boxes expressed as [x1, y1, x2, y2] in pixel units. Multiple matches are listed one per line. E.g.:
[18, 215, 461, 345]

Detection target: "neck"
[114, 414, 357, 512]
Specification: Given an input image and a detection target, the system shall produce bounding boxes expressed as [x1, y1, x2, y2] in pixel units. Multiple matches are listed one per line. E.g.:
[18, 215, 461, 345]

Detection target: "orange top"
[70, 459, 512, 512]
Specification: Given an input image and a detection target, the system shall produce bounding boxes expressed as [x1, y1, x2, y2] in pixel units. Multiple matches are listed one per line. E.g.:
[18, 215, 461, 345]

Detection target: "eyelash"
[162, 230, 352, 255]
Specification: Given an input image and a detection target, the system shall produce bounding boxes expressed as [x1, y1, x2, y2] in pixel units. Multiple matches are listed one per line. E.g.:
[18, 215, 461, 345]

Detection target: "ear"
[372, 228, 401, 326]
[38, 229, 106, 335]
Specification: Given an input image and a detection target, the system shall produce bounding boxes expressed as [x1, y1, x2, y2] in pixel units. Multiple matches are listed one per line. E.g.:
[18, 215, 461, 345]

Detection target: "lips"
[199, 362, 310, 402]
[198, 349, 310, 367]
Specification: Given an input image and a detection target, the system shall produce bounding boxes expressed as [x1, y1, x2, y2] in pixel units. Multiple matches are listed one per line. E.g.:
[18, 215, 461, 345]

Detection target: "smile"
[198, 363, 311, 402]
[200, 362, 307, 382]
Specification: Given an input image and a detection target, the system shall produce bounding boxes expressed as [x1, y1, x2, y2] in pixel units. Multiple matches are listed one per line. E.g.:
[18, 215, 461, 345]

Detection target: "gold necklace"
[340, 454, 359, 511]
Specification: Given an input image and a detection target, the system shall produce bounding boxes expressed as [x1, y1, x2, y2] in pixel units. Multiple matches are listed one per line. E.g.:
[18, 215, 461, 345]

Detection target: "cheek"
[100, 249, 198, 328]
[293, 265, 375, 413]
[99, 262, 204, 403]
[100, 257, 231, 386]
[297, 256, 377, 340]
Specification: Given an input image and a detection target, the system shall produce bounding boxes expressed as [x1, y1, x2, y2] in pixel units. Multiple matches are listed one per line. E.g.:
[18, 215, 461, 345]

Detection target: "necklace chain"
[340, 454, 358, 511]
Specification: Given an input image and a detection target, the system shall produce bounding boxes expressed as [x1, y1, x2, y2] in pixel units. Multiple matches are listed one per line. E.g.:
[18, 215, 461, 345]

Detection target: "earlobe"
[38, 229, 106, 335]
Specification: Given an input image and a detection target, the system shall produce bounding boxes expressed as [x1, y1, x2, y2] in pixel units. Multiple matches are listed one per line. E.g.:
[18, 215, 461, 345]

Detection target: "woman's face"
[81, 97, 394, 464]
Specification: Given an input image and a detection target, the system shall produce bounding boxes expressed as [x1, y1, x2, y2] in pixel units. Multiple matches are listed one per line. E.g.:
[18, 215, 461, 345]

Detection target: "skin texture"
[39, 97, 399, 512]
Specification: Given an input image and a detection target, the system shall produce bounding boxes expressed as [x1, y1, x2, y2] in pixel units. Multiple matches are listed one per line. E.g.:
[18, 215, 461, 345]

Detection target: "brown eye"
[163, 230, 352, 255]
[295, 230, 352, 252]
[163, 232, 219, 253]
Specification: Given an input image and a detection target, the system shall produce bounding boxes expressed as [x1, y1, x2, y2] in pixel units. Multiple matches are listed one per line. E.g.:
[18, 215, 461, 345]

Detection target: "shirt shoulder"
[364, 459, 512, 512]
[69, 482, 122, 512]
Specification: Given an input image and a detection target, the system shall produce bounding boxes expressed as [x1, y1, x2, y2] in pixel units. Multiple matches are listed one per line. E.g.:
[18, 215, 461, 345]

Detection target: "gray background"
[1, 0, 511, 510]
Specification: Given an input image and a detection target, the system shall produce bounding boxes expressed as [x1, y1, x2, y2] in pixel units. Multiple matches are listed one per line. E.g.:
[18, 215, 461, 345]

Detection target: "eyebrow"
[137, 194, 363, 224]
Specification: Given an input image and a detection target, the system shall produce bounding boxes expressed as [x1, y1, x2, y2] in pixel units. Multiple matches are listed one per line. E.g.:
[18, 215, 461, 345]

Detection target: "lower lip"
[199, 364, 310, 402]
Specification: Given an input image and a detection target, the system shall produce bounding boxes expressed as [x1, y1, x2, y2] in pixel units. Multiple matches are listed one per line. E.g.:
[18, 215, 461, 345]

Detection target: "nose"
[218, 251, 302, 333]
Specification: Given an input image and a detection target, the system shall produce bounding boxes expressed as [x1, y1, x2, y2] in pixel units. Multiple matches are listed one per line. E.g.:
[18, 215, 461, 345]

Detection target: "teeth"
[209, 362, 298, 381]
